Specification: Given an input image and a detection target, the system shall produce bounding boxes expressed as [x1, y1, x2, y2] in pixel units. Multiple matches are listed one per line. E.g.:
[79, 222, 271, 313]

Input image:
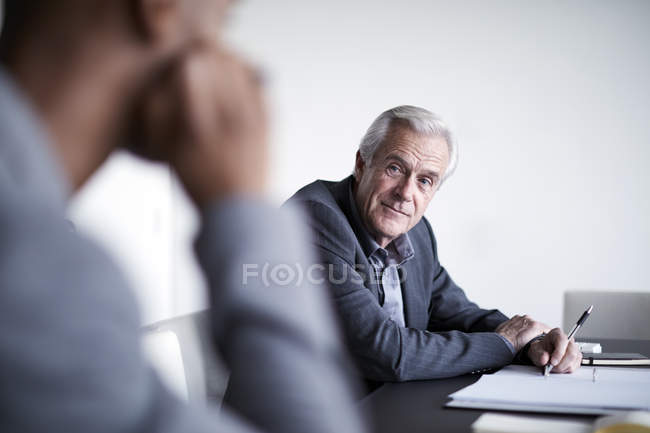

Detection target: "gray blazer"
[287, 176, 515, 382]
[0, 68, 365, 433]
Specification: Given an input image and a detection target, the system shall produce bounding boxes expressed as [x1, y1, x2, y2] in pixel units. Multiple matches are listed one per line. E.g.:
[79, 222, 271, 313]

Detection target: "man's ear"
[354, 150, 366, 180]
[132, 0, 185, 49]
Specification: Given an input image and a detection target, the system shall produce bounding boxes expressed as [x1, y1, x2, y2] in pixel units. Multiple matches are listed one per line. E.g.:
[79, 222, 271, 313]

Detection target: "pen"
[543, 305, 593, 376]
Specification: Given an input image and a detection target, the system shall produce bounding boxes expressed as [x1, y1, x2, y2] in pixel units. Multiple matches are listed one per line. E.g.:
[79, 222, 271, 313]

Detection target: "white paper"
[471, 413, 592, 433]
[449, 365, 650, 414]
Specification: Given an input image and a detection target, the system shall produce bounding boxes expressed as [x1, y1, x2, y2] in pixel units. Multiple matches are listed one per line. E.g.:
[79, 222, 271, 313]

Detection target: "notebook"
[582, 353, 650, 366]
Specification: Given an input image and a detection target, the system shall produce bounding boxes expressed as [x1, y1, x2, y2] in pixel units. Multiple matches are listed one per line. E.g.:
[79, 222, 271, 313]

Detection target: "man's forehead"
[377, 130, 449, 165]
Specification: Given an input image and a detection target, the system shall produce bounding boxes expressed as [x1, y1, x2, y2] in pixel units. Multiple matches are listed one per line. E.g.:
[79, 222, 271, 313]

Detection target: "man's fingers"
[529, 329, 580, 372]
[552, 340, 583, 373]
[548, 328, 569, 367]
[175, 48, 215, 146]
[174, 44, 263, 145]
[527, 341, 550, 367]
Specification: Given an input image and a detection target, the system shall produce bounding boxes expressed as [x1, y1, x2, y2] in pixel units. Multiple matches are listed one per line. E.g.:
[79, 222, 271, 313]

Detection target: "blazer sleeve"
[305, 201, 515, 382]
[0, 180, 365, 433]
[195, 200, 367, 433]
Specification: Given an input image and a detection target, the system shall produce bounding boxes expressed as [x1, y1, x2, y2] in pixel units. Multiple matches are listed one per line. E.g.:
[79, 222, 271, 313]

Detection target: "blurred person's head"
[353, 106, 455, 248]
[0, 0, 231, 189]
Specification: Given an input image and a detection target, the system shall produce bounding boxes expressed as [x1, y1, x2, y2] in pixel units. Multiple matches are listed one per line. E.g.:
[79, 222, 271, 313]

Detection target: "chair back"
[563, 290, 650, 339]
[142, 310, 228, 405]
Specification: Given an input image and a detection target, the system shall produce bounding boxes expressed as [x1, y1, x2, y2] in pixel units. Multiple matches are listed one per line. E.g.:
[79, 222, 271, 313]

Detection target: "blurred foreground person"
[0, 1, 366, 433]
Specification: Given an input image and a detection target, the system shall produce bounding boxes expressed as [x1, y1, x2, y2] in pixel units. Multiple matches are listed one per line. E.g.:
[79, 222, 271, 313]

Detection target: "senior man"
[287, 105, 581, 383]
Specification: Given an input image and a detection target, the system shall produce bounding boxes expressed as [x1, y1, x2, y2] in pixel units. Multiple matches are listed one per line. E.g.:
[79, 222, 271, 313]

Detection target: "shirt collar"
[347, 180, 415, 265]
[389, 232, 415, 266]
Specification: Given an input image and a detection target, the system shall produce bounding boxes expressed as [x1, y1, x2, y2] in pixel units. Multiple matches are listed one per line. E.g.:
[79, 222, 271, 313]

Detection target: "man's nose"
[394, 176, 416, 202]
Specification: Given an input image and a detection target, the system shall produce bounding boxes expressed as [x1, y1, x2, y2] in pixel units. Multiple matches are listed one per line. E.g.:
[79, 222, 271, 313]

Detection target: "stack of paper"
[448, 365, 650, 415]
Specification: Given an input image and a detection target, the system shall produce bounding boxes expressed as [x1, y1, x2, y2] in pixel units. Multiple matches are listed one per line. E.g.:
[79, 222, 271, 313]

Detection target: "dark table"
[359, 339, 650, 433]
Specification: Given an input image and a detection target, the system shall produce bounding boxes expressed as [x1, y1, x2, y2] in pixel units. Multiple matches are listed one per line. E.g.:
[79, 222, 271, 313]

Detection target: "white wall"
[69, 0, 650, 327]
[68, 154, 176, 323]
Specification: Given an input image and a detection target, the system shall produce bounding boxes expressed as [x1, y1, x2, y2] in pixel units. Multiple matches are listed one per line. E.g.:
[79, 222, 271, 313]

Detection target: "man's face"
[354, 125, 450, 248]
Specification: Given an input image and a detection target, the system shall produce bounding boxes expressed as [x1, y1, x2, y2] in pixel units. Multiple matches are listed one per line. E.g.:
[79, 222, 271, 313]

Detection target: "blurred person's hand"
[495, 314, 550, 352]
[527, 327, 582, 373]
[128, 42, 267, 207]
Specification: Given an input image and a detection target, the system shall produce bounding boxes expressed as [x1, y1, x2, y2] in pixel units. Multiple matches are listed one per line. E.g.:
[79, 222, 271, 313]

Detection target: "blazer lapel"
[330, 176, 384, 302]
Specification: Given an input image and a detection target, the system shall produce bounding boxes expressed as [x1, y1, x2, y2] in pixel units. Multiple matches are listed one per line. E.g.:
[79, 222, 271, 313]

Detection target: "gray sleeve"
[424, 265, 517, 354]
[195, 199, 367, 433]
[0, 180, 364, 433]
[299, 201, 514, 382]
[320, 250, 515, 382]
[0, 183, 221, 433]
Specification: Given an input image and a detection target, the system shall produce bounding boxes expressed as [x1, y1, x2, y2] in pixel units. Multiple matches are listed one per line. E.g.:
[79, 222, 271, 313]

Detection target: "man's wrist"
[513, 332, 547, 364]
[496, 333, 516, 356]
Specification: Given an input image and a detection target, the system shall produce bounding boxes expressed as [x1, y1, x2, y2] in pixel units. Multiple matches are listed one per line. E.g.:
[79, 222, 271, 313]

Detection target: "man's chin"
[373, 222, 408, 242]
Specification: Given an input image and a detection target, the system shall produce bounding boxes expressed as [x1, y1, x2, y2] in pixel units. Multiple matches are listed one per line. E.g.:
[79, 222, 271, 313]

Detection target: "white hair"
[357, 105, 458, 186]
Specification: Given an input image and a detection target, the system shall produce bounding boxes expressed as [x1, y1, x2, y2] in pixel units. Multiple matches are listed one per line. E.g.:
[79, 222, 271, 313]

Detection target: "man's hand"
[527, 328, 582, 374]
[130, 42, 268, 207]
[495, 314, 550, 352]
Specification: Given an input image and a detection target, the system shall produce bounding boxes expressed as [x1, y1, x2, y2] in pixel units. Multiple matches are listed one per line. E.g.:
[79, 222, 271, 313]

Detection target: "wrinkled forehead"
[376, 123, 449, 165]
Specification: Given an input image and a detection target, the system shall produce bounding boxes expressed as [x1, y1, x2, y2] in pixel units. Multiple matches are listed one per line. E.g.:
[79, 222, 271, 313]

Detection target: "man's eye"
[419, 177, 437, 189]
[387, 165, 401, 174]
